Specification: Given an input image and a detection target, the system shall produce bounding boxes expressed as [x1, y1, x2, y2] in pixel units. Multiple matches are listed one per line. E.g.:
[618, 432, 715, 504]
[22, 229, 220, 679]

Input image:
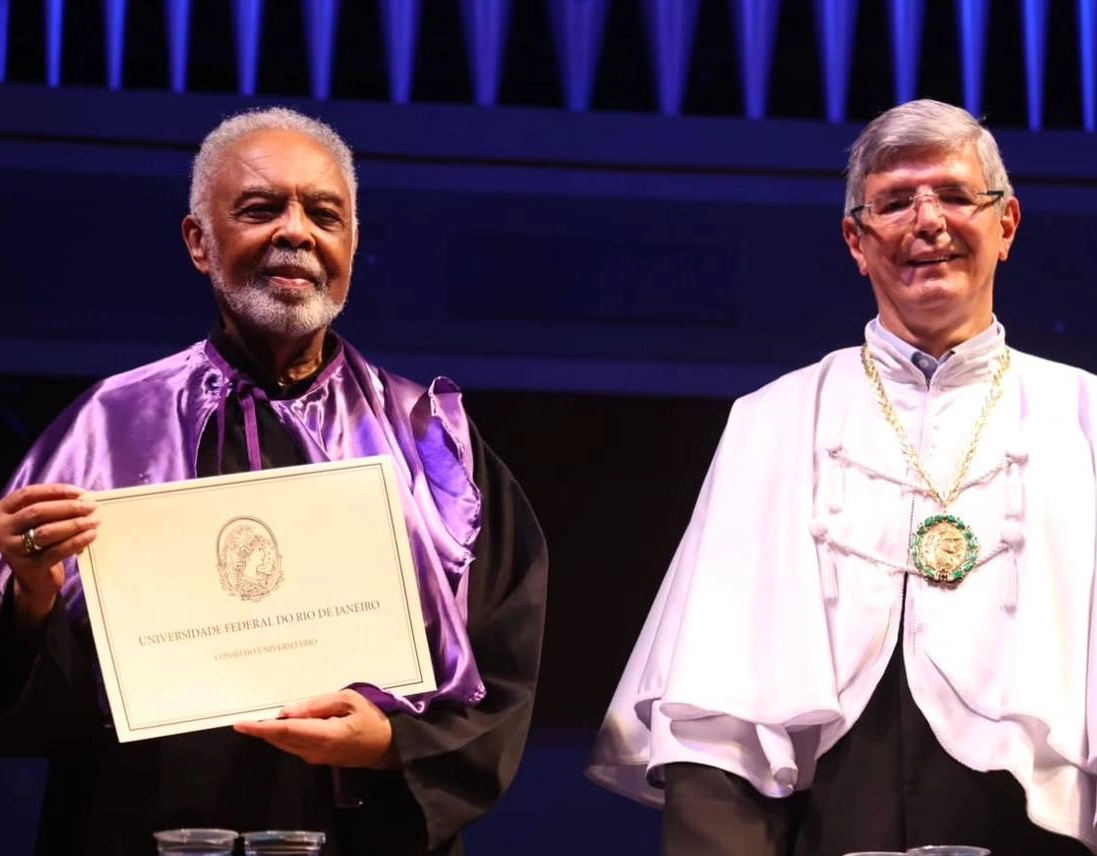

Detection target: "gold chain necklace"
[860, 343, 1010, 584]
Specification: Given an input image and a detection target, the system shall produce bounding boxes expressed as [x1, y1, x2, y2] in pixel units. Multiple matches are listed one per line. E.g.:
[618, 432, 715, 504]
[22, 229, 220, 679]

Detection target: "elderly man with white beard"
[0, 107, 548, 856]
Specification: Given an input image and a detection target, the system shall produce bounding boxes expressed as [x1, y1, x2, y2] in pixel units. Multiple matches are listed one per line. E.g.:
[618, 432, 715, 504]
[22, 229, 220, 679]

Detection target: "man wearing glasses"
[587, 99, 1096, 855]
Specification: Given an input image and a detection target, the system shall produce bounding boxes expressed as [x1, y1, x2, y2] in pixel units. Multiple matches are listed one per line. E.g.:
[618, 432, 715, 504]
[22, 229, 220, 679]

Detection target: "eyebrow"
[232, 185, 349, 209]
[875, 181, 969, 193]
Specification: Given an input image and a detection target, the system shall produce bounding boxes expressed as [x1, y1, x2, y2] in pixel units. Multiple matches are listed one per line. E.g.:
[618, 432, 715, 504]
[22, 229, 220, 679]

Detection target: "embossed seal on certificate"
[216, 516, 283, 601]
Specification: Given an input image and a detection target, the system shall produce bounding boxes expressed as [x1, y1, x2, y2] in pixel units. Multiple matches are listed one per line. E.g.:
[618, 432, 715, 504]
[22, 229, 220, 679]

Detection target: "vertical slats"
[459, 0, 513, 107]
[46, 0, 64, 87]
[233, 0, 264, 96]
[814, 0, 858, 123]
[642, 0, 700, 116]
[1021, 0, 1049, 129]
[729, 0, 783, 119]
[889, 0, 925, 104]
[1081, 0, 1096, 130]
[303, 0, 339, 100]
[378, 0, 422, 104]
[546, 0, 609, 111]
[165, 0, 191, 93]
[955, 0, 990, 117]
[2, 0, 1090, 133]
[104, 0, 127, 90]
[0, 0, 9, 83]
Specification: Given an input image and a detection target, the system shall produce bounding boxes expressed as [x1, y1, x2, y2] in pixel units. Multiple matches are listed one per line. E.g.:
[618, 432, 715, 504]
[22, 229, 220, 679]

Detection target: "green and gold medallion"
[861, 344, 1011, 587]
[911, 514, 979, 584]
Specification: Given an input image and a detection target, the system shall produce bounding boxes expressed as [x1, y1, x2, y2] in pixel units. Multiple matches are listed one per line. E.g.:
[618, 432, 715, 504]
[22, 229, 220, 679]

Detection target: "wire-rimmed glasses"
[849, 185, 1004, 229]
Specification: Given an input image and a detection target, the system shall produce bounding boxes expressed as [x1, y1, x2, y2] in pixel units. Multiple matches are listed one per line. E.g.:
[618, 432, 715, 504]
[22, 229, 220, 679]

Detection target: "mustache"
[257, 249, 326, 286]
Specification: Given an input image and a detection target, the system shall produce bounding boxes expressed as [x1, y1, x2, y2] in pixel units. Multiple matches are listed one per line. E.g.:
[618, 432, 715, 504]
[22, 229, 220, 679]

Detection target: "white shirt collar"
[868, 316, 1004, 384]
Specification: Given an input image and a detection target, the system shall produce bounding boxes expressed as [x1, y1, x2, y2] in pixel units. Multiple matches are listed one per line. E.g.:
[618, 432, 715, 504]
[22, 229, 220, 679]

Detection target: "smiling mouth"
[265, 274, 314, 287]
[264, 265, 316, 279]
[907, 255, 956, 267]
[260, 267, 322, 292]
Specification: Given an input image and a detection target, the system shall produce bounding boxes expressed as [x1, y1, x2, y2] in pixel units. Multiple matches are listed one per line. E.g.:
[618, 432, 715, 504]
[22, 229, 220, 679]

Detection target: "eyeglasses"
[849, 185, 1004, 228]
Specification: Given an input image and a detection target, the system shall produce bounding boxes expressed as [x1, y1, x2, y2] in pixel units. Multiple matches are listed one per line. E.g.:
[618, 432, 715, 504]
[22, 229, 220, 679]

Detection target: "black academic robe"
[0, 333, 548, 856]
[662, 591, 1091, 856]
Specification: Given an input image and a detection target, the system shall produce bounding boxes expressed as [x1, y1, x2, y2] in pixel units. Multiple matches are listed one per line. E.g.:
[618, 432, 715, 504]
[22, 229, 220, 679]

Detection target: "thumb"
[279, 689, 360, 719]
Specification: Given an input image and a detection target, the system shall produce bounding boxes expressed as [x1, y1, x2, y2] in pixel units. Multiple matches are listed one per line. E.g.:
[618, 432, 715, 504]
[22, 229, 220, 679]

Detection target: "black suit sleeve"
[662, 763, 804, 856]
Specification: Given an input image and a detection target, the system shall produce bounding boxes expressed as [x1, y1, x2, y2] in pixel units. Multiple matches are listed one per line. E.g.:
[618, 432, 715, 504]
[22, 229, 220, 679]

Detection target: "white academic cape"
[587, 322, 1097, 850]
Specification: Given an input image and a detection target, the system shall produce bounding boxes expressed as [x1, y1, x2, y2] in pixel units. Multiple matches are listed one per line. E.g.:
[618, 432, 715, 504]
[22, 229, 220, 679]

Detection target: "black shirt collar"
[208, 324, 340, 400]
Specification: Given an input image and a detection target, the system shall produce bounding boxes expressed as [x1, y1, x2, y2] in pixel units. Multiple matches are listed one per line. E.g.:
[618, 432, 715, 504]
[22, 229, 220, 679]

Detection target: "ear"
[182, 214, 212, 274]
[997, 196, 1021, 262]
[842, 216, 870, 276]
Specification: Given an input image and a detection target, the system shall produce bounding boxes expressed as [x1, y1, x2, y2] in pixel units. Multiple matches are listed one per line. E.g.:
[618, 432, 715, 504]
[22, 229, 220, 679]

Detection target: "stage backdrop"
[2, 1, 1096, 853]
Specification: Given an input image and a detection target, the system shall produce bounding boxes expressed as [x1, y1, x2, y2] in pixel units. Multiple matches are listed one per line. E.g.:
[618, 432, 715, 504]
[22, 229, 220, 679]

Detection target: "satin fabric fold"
[586, 321, 1097, 850]
[0, 335, 485, 714]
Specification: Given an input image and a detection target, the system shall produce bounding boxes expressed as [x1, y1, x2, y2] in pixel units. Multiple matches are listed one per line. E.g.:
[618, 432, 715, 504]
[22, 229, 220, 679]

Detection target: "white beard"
[207, 248, 346, 338]
[213, 277, 345, 337]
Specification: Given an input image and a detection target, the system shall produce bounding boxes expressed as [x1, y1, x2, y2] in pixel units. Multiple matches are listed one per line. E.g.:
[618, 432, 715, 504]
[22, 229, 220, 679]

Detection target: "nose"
[911, 192, 946, 235]
[272, 202, 315, 250]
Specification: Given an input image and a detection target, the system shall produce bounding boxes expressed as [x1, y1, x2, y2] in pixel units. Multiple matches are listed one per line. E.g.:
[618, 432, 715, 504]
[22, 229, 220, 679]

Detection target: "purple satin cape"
[0, 336, 486, 714]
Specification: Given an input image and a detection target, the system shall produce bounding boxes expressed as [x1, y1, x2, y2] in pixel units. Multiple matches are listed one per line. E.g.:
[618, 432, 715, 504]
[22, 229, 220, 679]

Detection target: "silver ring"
[22, 527, 42, 557]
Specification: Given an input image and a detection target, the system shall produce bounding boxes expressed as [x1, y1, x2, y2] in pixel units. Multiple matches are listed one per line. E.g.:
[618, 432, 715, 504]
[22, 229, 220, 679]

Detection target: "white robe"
[586, 322, 1097, 851]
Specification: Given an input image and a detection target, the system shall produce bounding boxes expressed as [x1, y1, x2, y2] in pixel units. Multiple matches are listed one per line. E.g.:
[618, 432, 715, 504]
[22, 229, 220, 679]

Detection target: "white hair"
[189, 106, 358, 227]
[844, 99, 1013, 215]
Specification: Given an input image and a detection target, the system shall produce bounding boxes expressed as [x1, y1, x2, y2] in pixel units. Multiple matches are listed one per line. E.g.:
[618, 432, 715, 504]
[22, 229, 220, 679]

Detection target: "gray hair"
[189, 106, 357, 227]
[844, 99, 1013, 215]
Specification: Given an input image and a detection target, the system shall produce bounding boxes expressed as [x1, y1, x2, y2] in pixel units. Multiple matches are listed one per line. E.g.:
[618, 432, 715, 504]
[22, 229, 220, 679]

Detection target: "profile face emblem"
[216, 516, 283, 601]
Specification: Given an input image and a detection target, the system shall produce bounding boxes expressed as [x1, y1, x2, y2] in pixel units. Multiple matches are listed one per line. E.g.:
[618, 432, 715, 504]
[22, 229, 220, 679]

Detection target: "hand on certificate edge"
[233, 688, 398, 769]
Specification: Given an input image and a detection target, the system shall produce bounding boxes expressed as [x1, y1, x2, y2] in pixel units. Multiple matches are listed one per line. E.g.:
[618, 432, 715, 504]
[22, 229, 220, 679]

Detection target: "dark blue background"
[2, 1, 1097, 852]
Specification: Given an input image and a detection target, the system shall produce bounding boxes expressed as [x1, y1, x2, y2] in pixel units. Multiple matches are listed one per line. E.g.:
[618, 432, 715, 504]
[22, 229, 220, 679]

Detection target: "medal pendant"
[911, 514, 979, 584]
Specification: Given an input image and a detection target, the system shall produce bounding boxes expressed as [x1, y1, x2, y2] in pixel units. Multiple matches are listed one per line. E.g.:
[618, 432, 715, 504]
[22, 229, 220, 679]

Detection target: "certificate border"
[81, 456, 435, 737]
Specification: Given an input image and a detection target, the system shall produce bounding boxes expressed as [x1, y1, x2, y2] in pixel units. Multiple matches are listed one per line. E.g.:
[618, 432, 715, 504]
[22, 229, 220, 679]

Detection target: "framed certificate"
[79, 456, 436, 742]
